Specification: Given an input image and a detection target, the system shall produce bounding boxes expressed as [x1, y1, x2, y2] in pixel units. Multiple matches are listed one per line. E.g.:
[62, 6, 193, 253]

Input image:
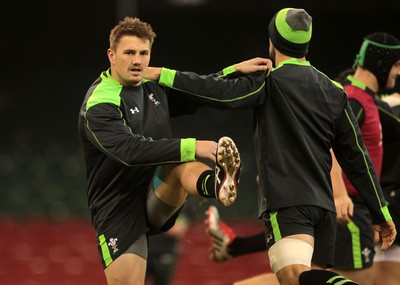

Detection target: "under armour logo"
[130, 107, 139, 114]
[266, 234, 273, 243]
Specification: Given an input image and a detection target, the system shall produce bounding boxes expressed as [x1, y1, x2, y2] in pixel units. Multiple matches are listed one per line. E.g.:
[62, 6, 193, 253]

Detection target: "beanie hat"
[353, 32, 400, 89]
[268, 8, 312, 58]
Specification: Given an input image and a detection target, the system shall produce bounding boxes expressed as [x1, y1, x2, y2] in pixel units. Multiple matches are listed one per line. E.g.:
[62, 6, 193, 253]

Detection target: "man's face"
[386, 60, 400, 89]
[108, 35, 151, 86]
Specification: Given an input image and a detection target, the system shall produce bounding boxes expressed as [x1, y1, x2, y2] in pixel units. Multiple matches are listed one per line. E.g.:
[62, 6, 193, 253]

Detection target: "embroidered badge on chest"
[148, 93, 160, 106]
[130, 107, 140, 114]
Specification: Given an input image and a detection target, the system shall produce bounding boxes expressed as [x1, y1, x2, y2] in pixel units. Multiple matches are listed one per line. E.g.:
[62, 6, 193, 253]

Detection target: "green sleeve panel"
[180, 138, 196, 161]
[222, 65, 236, 77]
[159, 68, 177, 88]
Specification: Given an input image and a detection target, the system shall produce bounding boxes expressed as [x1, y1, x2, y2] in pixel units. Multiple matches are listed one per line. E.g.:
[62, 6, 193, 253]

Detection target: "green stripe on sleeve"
[378, 106, 400, 123]
[347, 220, 362, 268]
[99, 234, 113, 267]
[222, 65, 236, 76]
[381, 205, 392, 221]
[270, 211, 282, 241]
[344, 106, 393, 221]
[355, 108, 364, 121]
[180, 138, 196, 162]
[159, 68, 177, 87]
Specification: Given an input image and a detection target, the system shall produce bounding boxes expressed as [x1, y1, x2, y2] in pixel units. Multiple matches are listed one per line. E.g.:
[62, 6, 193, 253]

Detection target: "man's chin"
[127, 75, 143, 86]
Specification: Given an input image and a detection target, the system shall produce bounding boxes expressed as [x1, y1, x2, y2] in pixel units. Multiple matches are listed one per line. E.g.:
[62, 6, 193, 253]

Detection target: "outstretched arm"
[333, 102, 396, 248]
[143, 57, 272, 81]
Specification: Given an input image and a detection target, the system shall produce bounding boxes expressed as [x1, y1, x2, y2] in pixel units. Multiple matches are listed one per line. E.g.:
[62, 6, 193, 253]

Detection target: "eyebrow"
[123, 48, 150, 53]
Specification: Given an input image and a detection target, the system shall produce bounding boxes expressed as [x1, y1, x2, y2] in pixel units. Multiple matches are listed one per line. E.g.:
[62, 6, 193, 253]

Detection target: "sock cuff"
[196, 170, 215, 198]
[299, 270, 359, 285]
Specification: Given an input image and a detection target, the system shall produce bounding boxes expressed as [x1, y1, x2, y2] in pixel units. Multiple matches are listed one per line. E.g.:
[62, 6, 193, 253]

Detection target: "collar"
[345, 75, 376, 97]
[101, 69, 123, 87]
[273, 58, 311, 71]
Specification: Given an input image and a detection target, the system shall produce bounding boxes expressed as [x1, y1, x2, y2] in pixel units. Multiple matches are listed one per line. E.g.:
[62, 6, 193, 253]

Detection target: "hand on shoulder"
[235, 57, 273, 74]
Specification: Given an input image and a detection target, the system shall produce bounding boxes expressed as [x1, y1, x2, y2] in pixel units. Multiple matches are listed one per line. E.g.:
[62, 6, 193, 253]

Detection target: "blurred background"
[0, 0, 399, 284]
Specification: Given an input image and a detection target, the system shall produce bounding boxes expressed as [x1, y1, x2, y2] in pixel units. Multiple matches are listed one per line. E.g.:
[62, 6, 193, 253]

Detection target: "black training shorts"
[262, 205, 337, 267]
[334, 197, 375, 269]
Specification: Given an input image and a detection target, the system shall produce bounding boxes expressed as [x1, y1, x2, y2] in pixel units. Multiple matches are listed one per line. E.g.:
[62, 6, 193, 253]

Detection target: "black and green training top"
[78, 69, 196, 237]
[157, 58, 391, 225]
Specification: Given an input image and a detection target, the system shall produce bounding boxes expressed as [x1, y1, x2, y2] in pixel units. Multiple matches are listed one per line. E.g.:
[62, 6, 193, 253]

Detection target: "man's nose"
[132, 55, 141, 64]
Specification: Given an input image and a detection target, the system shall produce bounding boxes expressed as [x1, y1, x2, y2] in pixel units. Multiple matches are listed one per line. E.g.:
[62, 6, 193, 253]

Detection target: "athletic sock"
[196, 170, 215, 198]
[229, 232, 267, 257]
[299, 269, 359, 285]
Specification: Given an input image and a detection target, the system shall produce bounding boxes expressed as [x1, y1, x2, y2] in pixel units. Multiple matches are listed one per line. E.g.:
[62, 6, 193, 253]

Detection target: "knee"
[269, 238, 313, 273]
[276, 265, 308, 285]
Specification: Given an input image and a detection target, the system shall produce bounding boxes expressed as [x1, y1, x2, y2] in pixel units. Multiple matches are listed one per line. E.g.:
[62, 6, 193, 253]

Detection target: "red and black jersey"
[342, 75, 383, 198]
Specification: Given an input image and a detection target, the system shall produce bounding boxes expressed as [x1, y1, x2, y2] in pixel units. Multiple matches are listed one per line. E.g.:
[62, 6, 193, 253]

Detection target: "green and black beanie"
[353, 32, 400, 89]
[268, 8, 312, 58]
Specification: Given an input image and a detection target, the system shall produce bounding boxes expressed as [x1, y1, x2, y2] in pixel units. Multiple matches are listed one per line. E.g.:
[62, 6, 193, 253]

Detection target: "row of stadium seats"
[0, 217, 106, 285]
[1, 217, 269, 285]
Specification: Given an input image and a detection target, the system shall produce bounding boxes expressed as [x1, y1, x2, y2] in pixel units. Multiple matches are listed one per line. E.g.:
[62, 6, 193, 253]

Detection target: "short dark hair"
[109, 17, 156, 50]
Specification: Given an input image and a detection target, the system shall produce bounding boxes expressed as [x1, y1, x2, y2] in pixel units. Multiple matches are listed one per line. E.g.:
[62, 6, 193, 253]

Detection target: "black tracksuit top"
[78, 69, 196, 237]
[158, 58, 391, 224]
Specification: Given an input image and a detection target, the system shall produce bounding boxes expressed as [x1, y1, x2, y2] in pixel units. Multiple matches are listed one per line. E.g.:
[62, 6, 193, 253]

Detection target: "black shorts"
[262, 205, 337, 267]
[96, 167, 183, 269]
[334, 197, 375, 269]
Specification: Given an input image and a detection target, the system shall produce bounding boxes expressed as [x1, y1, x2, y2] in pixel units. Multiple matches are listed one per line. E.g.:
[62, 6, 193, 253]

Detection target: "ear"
[107, 48, 115, 64]
[268, 39, 274, 49]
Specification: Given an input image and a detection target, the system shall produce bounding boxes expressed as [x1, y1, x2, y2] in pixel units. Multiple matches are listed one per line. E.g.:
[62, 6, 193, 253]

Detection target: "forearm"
[84, 106, 196, 165]
[334, 106, 391, 224]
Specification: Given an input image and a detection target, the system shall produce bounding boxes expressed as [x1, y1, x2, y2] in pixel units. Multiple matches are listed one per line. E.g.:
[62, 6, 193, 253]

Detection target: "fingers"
[256, 58, 273, 69]
[381, 237, 394, 250]
[252, 57, 271, 65]
[252, 58, 272, 70]
[374, 222, 397, 251]
[337, 215, 349, 225]
[374, 230, 380, 244]
[348, 202, 354, 217]
[195, 140, 217, 162]
[334, 197, 354, 225]
[335, 207, 345, 224]
[205, 152, 216, 163]
[235, 58, 273, 73]
[335, 204, 351, 224]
